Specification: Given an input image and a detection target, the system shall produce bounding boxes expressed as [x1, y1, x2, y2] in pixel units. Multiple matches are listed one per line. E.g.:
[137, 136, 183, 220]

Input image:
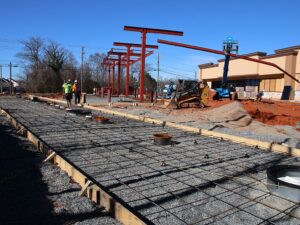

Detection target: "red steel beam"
[113, 42, 158, 49]
[106, 57, 128, 65]
[157, 39, 300, 83]
[108, 51, 143, 57]
[131, 50, 154, 64]
[124, 26, 183, 101]
[124, 26, 183, 36]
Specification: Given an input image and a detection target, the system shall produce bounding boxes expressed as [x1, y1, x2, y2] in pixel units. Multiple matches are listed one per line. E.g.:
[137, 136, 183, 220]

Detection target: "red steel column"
[140, 31, 146, 101]
[126, 46, 131, 97]
[107, 64, 111, 90]
[117, 55, 121, 95]
[112, 61, 115, 95]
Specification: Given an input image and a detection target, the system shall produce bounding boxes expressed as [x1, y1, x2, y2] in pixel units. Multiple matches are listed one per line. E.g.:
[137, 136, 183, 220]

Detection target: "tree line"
[17, 37, 158, 94]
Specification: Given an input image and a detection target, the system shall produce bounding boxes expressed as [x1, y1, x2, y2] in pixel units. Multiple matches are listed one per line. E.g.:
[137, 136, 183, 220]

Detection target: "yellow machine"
[165, 80, 209, 109]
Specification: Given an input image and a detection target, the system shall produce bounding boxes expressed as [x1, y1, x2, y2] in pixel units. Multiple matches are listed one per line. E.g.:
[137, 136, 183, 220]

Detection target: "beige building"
[198, 45, 300, 100]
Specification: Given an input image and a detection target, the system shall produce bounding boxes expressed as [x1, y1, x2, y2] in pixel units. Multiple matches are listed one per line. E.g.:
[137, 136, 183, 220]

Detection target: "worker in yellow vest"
[62, 79, 73, 109]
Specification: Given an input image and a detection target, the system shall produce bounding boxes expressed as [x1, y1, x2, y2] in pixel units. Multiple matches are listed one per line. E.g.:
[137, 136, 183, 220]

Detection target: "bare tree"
[61, 51, 78, 82]
[87, 53, 106, 85]
[43, 41, 67, 92]
[17, 37, 44, 70]
[16, 37, 44, 91]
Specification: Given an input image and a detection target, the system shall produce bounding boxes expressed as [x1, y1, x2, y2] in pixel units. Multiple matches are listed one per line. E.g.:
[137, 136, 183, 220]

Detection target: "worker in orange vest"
[72, 80, 81, 104]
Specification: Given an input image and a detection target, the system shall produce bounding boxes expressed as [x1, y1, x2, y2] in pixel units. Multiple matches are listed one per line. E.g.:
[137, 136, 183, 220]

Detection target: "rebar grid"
[0, 98, 299, 225]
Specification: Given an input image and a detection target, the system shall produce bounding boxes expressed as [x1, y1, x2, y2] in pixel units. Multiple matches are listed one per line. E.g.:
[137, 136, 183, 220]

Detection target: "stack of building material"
[235, 87, 245, 99]
[245, 86, 258, 99]
[236, 86, 258, 99]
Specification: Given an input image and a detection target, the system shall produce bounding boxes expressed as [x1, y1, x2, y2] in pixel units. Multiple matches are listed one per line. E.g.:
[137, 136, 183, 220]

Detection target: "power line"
[158, 69, 194, 79]
[160, 64, 195, 74]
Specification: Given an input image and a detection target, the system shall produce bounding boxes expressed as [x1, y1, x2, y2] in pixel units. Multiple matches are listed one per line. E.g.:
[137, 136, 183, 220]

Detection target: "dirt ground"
[241, 100, 300, 130]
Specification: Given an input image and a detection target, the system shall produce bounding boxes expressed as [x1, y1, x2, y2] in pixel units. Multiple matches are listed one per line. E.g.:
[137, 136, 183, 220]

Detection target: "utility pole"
[0, 65, 2, 94]
[195, 71, 197, 81]
[157, 53, 160, 96]
[81, 46, 84, 93]
[9, 62, 13, 95]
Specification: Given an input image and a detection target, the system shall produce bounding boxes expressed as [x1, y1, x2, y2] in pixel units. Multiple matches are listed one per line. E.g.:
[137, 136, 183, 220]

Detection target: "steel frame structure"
[114, 42, 158, 97]
[107, 51, 128, 95]
[124, 26, 184, 101]
[105, 49, 155, 97]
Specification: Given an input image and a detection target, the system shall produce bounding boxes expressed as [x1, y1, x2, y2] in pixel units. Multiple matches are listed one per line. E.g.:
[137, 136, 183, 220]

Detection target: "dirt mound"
[201, 101, 253, 128]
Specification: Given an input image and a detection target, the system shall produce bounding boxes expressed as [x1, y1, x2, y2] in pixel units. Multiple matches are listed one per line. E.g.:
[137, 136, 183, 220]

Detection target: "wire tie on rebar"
[161, 160, 167, 166]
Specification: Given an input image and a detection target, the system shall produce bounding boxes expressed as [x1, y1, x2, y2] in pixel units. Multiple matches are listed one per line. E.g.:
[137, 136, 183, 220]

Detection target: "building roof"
[198, 63, 218, 69]
[198, 45, 299, 67]
[275, 45, 300, 54]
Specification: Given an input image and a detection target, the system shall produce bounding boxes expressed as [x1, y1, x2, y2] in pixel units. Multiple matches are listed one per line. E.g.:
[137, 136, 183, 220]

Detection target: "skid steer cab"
[165, 80, 209, 109]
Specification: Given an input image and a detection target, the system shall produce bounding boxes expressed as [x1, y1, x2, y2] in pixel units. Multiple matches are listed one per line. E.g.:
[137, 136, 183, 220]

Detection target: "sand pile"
[201, 101, 253, 128]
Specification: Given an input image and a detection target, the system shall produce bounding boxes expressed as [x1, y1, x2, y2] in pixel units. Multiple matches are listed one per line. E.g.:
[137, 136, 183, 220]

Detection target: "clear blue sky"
[0, 0, 299, 80]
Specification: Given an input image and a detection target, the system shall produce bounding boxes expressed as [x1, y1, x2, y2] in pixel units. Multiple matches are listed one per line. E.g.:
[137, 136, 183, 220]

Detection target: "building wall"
[294, 50, 300, 94]
[199, 47, 300, 100]
[200, 66, 221, 80]
[258, 56, 286, 75]
[227, 58, 259, 76]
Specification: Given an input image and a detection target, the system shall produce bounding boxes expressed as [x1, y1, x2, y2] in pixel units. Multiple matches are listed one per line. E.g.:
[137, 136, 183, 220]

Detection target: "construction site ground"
[0, 111, 120, 225]
[1, 96, 300, 225]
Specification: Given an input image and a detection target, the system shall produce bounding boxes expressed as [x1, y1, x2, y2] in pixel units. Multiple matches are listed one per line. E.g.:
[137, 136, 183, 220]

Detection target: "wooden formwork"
[34, 95, 300, 157]
[0, 108, 147, 225]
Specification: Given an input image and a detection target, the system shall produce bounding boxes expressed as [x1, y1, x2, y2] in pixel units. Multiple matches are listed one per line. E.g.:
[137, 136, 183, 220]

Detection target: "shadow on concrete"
[0, 121, 58, 225]
[0, 119, 113, 225]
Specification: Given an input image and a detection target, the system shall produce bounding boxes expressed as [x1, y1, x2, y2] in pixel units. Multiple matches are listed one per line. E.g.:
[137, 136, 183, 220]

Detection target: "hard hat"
[74, 80, 78, 83]
[67, 79, 71, 83]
